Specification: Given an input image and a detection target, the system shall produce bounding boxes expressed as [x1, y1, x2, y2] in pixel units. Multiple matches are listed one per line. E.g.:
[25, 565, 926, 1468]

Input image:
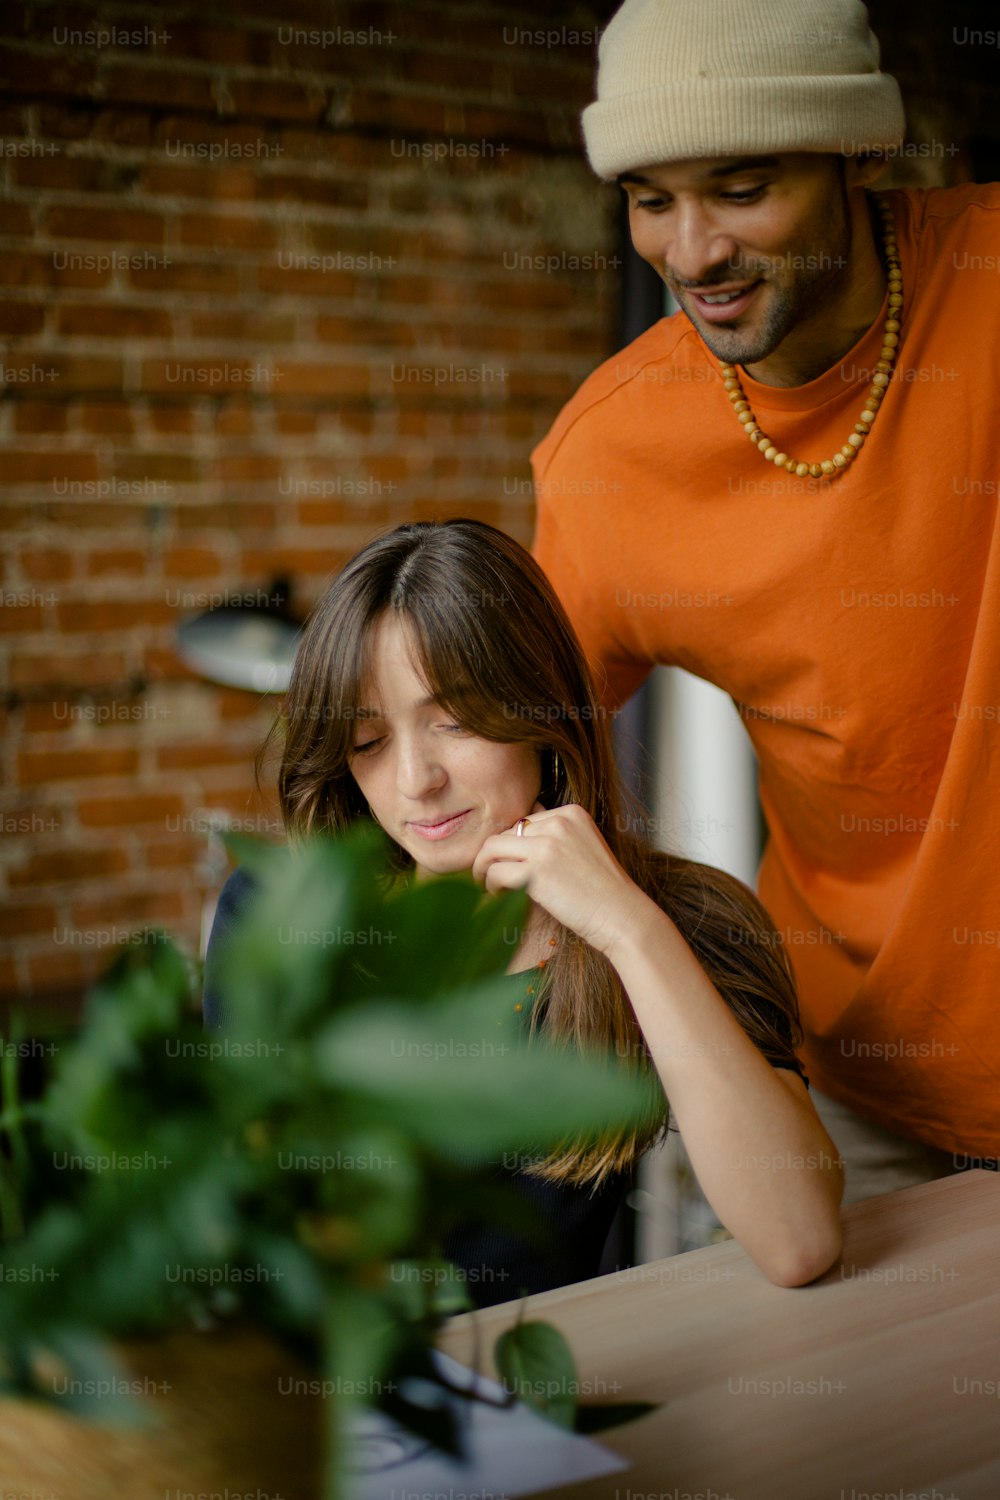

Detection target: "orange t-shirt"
[532, 183, 1000, 1158]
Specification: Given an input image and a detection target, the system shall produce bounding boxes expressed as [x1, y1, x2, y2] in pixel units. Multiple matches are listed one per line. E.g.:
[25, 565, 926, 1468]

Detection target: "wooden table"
[437, 1169, 1000, 1499]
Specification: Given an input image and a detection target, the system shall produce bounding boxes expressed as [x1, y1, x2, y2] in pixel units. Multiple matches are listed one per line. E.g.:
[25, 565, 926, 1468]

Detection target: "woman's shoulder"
[213, 865, 259, 925]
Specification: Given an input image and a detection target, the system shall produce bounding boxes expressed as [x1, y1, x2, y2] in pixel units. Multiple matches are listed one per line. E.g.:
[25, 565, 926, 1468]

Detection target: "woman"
[205, 518, 843, 1304]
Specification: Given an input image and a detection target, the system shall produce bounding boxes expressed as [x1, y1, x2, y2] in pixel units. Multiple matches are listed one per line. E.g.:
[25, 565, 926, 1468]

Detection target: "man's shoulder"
[896, 180, 1000, 237]
[532, 312, 706, 479]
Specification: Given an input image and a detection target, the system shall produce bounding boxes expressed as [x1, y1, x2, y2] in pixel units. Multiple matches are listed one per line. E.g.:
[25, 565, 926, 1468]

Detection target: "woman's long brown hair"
[264, 519, 803, 1188]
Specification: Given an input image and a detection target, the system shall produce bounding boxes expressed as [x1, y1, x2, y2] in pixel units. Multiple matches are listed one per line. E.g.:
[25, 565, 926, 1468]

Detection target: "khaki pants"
[810, 1088, 959, 1205]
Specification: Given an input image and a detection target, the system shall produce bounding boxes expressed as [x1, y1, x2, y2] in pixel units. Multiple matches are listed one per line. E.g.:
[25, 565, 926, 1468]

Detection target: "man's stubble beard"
[666, 175, 856, 371]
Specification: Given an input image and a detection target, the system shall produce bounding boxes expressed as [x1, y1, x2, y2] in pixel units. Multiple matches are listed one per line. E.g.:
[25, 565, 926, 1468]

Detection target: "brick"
[139, 162, 258, 202]
[144, 647, 200, 682]
[55, 598, 173, 632]
[8, 649, 130, 691]
[274, 409, 316, 434]
[88, 108, 154, 148]
[162, 546, 225, 578]
[0, 47, 93, 100]
[178, 212, 279, 252]
[213, 406, 257, 437]
[0, 600, 47, 630]
[158, 20, 272, 68]
[154, 744, 254, 771]
[85, 549, 147, 577]
[0, 8, 29, 42]
[17, 747, 139, 785]
[144, 836, 203, 871]
[21, 699, 76, 731]
[255, 173, 368, 210]
[211, 454, 285, 484]
[12, 403, 69, 434]
[171, 501, 277, 531]
[18, 547, 76, 581]
[78, 793, 185, 828]
[12, 154, 118, 192]
[42, 502, 145, 528]
[151, 115, 282, 153]
[0, 959, 22, 1005]
[217, 688, 276, 721]
[55, 303, 174, 338]
[25, 948, 96, 992]
[109, 451, 202, 484]
[0, 452, 99, 483]
[0, 200, 33, 239]
[141, 358, 283, 396]
[44, 205, 165, 244]
[34, 102, 97, 140]
[76, 402, 135, 434]
[225, 76, 328, 123]
[0, 301, 45, 335]
[147, 405, 196, 435]
[69, 889, 188, 932]
[0, 252, 58, 288]
[315, 314, 417, 347]
[99, 64, 215, 113]
[256, 263, 356, 299]
[188, 310, 298, 342]
[47, 356, 124, 393]
[0, 904, 60, 941]
[240, 545, 346, 579]
[9, 845, 131, 886]
[296, 362, 378, 398]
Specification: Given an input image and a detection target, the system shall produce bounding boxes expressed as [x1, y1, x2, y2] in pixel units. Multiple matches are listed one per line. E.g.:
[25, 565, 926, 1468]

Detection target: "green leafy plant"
[0, 827, 659, 1497]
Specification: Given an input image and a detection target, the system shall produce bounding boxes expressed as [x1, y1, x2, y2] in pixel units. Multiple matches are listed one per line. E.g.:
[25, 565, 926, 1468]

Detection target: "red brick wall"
[0, 2, 621, 1011]
[2, 2, 996, 1014]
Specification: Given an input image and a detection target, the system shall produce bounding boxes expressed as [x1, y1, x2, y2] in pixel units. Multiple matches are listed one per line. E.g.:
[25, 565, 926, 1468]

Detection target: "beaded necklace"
[719, 193, 901, 479]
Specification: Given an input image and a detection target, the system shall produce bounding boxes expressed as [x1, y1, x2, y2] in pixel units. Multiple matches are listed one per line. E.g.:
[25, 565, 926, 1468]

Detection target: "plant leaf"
[495, 1319, 578, 1429]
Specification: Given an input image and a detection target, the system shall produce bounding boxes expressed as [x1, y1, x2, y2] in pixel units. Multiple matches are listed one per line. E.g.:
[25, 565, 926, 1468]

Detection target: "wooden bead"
[722, 194, 897, 483]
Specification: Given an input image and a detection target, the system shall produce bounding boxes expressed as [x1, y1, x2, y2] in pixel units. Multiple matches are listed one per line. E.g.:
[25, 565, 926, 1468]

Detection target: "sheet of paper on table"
[345, 1349, 631, 1500]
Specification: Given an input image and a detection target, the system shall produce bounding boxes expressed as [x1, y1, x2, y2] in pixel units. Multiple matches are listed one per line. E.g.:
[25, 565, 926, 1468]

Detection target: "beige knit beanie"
[582, 0, 906, 179]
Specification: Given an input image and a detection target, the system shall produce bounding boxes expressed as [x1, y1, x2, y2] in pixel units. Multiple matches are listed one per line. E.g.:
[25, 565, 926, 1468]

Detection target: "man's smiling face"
[620, 152, 859, 376]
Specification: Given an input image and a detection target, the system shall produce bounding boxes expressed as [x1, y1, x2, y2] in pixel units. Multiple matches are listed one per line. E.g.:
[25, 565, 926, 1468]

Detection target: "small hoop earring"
[552, 748, 561, 799]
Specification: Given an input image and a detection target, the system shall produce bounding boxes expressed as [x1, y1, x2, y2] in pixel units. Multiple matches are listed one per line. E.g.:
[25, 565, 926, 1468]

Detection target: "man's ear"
[845, 151, 889, 191]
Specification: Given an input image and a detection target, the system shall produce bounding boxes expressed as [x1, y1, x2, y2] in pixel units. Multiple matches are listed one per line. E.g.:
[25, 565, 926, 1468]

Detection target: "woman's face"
[347, 613, 542, 877]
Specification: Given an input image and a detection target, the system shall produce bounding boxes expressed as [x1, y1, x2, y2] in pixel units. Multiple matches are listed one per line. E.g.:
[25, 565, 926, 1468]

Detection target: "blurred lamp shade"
[174, 577, 301, 693]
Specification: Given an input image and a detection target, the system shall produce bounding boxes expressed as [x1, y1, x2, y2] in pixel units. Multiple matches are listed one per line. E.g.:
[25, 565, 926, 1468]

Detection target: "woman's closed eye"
[352, 735, 385, 755]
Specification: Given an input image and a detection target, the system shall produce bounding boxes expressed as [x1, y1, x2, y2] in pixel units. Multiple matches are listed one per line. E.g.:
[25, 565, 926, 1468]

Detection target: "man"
[531, 0, 1000, 1202]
